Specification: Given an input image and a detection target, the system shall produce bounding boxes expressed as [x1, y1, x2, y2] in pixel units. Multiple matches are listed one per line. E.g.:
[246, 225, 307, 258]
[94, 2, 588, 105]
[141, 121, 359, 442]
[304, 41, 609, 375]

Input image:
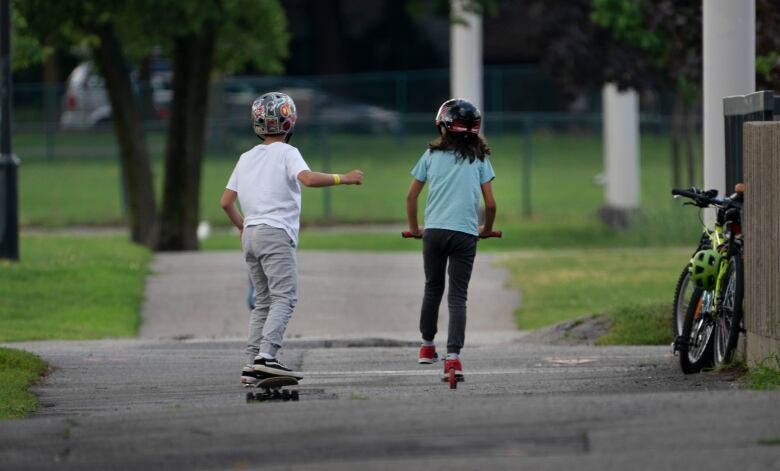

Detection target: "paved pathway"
[2, 250, 779, 470]
[140, 251, 520, 341]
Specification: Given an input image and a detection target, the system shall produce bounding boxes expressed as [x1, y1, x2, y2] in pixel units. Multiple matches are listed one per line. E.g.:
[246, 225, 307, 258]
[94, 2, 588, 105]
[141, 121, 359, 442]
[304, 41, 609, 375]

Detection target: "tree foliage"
[756, 0, 780, 92]
[16, 0, 289, 250]
[9, 5, 49, 71]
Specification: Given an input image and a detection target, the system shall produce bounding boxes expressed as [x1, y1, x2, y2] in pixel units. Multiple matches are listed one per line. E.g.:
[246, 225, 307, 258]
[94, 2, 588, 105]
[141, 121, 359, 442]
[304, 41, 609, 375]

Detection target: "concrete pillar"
[601, 83, 640, 227]
[703, 0, 755, 199]
[743, 122, 780, 365]
[450, 0, 482, 111]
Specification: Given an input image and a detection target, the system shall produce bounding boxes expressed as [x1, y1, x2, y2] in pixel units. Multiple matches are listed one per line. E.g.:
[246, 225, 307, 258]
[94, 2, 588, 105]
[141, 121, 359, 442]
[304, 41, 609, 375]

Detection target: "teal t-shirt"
[411, 149, 495, 236]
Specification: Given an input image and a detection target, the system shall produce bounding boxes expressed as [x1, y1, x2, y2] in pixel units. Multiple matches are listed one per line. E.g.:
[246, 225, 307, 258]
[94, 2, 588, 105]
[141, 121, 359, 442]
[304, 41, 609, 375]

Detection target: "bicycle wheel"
[714, 255, 744, 366]
[672, 265, 694, 337]
[679, 288, 715, 374]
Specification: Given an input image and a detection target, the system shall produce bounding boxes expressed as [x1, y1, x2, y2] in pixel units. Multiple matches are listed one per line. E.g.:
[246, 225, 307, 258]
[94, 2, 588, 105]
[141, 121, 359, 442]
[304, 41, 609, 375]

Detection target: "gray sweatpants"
[243, 224, 298, 363]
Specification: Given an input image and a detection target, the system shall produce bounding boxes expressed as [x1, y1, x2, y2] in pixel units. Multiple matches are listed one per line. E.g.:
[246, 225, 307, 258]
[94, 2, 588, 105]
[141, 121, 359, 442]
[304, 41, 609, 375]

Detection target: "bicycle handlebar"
[401, 231, 502, 239]
[671, 188, 729, 208]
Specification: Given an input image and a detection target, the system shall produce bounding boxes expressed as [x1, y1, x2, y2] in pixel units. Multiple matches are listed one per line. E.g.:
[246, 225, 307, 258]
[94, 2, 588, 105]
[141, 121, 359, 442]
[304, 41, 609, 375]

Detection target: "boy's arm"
[220, 189, 244, 233]
[479, 181, 497, 236]
[298, 169, 363, 187]
[406, 179, 425, 236]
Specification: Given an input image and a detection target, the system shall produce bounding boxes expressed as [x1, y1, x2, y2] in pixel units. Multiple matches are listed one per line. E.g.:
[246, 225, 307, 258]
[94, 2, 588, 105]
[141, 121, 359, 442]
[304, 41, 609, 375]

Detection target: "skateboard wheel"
[291, 390, 299, 401]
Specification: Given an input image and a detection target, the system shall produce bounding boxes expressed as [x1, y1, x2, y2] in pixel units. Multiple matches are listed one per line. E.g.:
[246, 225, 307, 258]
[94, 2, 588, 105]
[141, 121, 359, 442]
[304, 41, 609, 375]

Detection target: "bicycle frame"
[706, 218, 740, 322]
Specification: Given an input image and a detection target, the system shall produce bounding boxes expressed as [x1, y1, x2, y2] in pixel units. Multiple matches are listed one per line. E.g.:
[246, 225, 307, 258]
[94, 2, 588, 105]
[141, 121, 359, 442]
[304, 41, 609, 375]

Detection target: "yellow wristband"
[333, 174, 341, 185]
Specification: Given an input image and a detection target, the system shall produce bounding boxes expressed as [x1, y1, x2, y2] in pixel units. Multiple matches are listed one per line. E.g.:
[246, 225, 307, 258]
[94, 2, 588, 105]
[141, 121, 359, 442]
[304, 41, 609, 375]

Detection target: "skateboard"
[442, 368, 464, 389]
[246, 376, 300, 402]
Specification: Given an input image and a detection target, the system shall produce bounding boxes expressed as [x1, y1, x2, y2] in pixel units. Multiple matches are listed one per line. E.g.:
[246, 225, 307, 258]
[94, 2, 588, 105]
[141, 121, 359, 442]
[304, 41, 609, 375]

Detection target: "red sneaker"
[418, 345, 438, 364]
[442, 358, 464, 380]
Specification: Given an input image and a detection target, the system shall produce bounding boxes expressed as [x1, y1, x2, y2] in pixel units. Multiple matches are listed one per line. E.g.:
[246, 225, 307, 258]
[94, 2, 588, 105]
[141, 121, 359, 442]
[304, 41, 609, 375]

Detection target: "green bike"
[672, 186, 744, 374]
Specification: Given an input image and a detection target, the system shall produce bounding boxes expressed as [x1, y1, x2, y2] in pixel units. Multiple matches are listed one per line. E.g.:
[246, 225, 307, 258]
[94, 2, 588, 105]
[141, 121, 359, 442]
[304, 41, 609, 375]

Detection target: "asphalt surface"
[2, 250, 779, 470]
[139, 251, 519, 340]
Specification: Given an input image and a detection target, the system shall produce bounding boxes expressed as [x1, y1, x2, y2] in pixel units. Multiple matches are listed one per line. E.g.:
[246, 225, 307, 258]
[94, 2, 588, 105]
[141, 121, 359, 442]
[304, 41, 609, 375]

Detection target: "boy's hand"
[343, 169, 364, 185]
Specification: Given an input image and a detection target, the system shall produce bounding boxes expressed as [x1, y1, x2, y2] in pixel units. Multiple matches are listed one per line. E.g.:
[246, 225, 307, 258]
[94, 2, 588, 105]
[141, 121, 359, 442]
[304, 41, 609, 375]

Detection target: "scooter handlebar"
[401, 230, 502, 239]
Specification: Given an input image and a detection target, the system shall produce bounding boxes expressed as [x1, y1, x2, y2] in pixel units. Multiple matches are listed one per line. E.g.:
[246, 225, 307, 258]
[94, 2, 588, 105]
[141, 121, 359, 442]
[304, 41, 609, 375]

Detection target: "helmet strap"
[284, 132, 294, 144]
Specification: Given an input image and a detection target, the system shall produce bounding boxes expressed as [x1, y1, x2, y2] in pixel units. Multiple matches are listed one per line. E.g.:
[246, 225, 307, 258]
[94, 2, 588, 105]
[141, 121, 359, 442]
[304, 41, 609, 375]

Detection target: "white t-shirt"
[226, 142, 310, 245]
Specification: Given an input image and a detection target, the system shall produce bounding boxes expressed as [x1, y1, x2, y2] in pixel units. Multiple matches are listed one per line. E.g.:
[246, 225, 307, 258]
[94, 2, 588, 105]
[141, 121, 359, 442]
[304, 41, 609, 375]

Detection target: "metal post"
[312, 79, 332, 222]
[0, 0, 19, 260]
[395, 71, 407, 140]
[320, 123, 332, 222]
[522, 116, 532, 219]
[45, 83, 56, 160]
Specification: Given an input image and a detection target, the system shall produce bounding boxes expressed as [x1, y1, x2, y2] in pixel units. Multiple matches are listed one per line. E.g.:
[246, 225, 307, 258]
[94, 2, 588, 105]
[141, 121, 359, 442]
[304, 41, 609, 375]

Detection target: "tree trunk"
[156, 22, 216, 251]
[91, 23, 158, 248]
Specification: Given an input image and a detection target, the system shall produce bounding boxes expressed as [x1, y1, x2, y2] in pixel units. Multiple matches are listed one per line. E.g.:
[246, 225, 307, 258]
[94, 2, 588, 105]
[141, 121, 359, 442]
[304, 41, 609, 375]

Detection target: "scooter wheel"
[448, 368, 457, 389]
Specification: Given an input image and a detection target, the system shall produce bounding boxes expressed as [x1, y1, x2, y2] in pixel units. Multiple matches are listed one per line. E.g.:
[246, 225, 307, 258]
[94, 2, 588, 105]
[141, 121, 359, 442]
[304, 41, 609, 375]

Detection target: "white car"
[60, 63, 112, 129]
[60, 62, 171, 129]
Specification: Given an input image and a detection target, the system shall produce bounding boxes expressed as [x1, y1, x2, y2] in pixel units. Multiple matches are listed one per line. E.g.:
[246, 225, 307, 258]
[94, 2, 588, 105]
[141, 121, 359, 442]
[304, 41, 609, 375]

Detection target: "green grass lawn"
[18, 131, 702, 248]
[0, 235, 151, 419]
[0, 236, 152, 341]
[501, 247, 685, 344]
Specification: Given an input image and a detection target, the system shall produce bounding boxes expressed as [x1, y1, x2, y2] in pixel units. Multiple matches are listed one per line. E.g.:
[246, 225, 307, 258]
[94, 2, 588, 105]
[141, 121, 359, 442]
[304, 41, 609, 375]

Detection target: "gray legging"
[419, 228, 477, 354]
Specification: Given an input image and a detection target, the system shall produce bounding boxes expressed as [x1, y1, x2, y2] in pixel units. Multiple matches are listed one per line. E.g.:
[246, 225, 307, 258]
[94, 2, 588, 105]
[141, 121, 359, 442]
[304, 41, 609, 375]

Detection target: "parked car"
[60, 62, 171, 130]
[279, 87, 401, 134]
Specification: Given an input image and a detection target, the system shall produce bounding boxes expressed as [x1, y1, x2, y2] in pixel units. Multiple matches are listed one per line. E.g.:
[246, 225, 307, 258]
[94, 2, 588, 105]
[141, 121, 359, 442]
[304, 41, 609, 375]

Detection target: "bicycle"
[671, 185, 744, 374]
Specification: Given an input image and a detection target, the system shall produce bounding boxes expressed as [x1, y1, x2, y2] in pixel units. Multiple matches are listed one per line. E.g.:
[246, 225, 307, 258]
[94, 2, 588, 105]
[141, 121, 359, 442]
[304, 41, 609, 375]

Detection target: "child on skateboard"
[221, 91, 363, 385]
[406, 98, 497, 381]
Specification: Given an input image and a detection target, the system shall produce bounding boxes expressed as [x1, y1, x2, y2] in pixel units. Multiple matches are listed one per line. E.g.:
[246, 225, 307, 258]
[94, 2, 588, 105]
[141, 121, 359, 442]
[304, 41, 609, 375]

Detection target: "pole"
[602, 83, 640, 212]
[450, 0, 483, 110]
[703, 0, 755, 199]
[0, 0, 19, 260]
[522, 116, 532, 219]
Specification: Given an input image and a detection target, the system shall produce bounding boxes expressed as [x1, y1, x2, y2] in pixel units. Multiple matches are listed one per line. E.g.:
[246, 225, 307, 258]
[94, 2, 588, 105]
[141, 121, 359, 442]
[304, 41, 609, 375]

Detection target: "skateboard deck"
[246, 376, 300, 402]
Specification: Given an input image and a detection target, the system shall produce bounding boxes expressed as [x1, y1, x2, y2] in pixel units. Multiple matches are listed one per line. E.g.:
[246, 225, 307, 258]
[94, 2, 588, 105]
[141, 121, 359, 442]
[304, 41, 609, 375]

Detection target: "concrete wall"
[743, 122, 780, 365]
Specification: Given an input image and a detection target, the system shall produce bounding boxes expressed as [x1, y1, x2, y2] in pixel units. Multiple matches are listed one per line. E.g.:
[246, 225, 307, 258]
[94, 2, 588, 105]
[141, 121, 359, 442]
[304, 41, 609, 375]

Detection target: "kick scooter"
[402, 229, 502, 389]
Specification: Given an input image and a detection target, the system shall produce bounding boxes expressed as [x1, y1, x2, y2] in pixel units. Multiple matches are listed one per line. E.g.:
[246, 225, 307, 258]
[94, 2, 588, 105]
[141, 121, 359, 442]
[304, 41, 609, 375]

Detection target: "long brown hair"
[428, 130, 491, 163]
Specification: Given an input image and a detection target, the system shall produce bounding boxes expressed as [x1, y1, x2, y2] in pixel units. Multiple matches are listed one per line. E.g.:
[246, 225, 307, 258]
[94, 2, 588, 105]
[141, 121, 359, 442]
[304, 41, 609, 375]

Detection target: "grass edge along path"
[746, 352, 780, 390]
[0, 235, 151, 419]
[0, 348, 47, 419]
[501, 247, 685, 345]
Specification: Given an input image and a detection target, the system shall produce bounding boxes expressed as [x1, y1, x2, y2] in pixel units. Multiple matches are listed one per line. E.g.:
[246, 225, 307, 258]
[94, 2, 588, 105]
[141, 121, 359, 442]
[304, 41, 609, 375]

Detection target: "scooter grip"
[401, 231, 422, 239]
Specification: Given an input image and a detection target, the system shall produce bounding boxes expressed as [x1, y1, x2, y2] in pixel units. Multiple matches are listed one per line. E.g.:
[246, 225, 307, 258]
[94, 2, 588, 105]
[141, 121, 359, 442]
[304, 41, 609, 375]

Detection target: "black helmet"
[435, 98, 482, 135]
